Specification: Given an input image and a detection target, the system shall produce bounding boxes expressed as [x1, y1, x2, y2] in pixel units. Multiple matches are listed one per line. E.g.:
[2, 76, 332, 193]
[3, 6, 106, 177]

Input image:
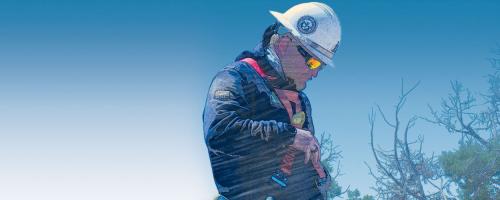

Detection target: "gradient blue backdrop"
[1, 0, 499, 199]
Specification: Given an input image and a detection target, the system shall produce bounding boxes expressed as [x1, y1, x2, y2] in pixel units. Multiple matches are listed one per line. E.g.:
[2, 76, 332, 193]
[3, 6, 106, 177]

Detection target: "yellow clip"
[291, 111, 306, 128]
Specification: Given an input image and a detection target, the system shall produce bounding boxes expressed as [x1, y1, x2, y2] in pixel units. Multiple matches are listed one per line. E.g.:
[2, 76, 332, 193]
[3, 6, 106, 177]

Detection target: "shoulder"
[207, 61, 255, 93]
[211, 61, 256, 84]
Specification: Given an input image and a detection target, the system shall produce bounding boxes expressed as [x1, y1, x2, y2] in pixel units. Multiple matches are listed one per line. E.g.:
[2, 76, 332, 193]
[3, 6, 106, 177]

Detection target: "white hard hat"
[270, 2, 341, 68]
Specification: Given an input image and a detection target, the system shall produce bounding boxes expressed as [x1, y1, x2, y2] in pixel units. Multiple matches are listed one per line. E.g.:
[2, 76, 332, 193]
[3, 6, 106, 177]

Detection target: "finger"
[312, 150, 320, 164]
[311, 139, 320, 151]
[311, 151, 317, 165]
[312, 153, 326, 178]
[312, 152, 327, 178]
[312, 137, 320, 147]
[304, 147, 311, 164]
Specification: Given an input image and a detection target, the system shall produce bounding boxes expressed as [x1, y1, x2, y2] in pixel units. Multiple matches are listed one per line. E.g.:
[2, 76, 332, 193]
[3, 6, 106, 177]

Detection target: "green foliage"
[328, 182, 343, 199]
[431, 50, 500, 199]
[346, 189, 375, 200]
[439, 137, 500, 199]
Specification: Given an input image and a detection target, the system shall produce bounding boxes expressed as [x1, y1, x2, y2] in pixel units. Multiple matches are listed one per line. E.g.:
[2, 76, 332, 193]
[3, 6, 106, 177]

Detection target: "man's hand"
[291, 128, 321, 164]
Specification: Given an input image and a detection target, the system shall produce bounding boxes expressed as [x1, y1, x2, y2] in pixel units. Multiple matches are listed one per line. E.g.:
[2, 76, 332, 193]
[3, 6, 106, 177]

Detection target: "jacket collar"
[235, 43, 297, 91]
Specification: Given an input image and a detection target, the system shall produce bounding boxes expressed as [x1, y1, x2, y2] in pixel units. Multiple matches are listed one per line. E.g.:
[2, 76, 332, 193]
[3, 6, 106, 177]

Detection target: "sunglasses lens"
[307, 58, 322, 70]
[296, 45, 322, 70]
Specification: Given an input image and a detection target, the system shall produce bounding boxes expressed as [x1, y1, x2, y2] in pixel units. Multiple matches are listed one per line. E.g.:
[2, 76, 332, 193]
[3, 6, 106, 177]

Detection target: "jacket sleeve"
[202, 68, 296, 154]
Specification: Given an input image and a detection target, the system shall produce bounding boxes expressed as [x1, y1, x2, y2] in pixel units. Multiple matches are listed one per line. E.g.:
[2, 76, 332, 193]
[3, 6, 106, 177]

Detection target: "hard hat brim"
[301, 40, 336, 68]
[269, 10, 336, 68]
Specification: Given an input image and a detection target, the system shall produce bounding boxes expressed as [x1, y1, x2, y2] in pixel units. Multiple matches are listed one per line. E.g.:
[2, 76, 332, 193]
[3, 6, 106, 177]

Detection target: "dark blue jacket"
[203, 47, 323, 199]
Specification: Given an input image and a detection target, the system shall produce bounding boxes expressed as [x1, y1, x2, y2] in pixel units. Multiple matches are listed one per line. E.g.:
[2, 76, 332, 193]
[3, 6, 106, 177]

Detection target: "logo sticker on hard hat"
[297, 16, 317, 34]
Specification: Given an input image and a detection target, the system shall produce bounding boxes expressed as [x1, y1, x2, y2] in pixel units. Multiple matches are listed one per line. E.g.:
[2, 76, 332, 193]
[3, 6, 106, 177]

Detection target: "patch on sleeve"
[214, 90, 234, 100]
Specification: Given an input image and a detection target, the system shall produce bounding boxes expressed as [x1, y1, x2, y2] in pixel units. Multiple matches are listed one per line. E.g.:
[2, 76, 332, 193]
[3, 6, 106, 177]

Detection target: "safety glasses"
[296, 45, 322, 70]
[285, 33, 323, 70]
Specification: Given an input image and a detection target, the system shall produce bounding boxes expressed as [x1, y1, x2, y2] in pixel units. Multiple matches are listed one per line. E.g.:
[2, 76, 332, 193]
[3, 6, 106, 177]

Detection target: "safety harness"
[240, 58, 326, 188]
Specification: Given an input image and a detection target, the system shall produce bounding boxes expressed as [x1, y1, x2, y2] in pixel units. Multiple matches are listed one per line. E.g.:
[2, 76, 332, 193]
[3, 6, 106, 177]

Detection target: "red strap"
[241, 58, 267, 77]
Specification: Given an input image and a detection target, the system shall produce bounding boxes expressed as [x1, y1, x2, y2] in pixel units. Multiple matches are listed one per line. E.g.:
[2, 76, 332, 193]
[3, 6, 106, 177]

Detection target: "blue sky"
[0, 0, 499, 199]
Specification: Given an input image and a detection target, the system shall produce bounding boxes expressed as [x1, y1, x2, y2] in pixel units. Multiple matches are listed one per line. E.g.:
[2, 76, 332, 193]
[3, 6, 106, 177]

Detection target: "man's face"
[274, 36, 323, 91]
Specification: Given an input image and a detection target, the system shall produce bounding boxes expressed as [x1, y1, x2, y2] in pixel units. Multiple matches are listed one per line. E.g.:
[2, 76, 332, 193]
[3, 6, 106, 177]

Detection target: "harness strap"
[241, 58, 266, 77]
[241, 58, 277, 80]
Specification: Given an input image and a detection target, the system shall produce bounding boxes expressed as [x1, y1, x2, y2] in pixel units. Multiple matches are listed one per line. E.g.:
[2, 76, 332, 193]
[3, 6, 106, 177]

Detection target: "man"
[202, 2, 341, 199]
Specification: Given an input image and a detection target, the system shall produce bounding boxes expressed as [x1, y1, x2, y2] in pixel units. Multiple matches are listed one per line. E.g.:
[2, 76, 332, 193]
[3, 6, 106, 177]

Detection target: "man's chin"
[296, 83, 306, 91]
